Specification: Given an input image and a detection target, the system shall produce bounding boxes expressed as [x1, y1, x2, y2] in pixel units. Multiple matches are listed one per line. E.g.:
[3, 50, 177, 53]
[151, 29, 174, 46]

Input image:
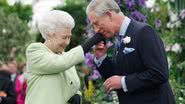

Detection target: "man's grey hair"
[37, 10, 75, 40]
[86, 0, 121, 16]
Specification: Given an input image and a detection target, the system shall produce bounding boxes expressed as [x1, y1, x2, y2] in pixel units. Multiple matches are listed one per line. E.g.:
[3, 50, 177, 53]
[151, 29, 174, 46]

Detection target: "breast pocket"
[124, 49, 141, 73]
[124, 49, 136, 58]
[125, 50, 144, 73]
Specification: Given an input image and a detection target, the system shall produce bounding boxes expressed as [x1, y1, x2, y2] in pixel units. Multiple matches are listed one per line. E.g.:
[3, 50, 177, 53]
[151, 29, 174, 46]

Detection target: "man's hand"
[0, 91, 7, 97]
[81, 66, 90, 75]
[103, 75, 123, 92]
[94, 41, 107, 59]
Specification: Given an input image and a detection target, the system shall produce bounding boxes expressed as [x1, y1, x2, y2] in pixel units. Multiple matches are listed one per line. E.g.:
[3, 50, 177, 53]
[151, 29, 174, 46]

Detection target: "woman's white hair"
[37, 10, 75, 40]
[86, 0, 121, 16]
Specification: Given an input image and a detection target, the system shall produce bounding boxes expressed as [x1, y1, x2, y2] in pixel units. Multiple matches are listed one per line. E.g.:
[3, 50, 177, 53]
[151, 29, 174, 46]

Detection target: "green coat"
[25, 43, 85, 104]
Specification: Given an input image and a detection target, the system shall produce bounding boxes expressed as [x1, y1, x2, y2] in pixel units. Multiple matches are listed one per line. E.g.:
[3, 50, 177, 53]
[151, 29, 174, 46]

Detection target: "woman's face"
[48, 28, 72, 49]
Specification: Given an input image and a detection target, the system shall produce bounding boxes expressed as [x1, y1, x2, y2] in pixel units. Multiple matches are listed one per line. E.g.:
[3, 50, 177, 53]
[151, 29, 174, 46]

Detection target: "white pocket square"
[123, 47, 135, 54]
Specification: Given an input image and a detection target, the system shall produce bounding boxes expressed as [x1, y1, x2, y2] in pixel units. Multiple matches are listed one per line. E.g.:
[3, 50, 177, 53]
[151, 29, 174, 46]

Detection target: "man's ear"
[105, 11, 113, 21]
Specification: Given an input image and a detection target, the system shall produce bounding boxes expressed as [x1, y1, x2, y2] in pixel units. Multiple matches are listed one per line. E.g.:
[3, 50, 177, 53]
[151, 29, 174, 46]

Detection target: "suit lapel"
[115, 20, 136, 75]
[119, 19, 136, 50]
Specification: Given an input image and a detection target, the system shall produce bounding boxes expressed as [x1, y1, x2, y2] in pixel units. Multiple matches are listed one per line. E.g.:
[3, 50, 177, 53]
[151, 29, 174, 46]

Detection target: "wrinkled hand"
[103, 75, 123, 93]
[81, 66, 90, 75]
[94, 41, 107, 59]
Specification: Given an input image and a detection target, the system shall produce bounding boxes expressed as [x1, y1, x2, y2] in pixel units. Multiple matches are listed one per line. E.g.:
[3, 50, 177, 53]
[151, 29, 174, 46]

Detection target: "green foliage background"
[0, 0, 33, 62]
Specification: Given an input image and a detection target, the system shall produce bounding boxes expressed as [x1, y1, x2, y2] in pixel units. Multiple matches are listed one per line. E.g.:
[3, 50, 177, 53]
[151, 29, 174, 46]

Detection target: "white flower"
[180, 89, 184, 93]
[155, 5, 160, 12]
[178, 97, 183, 101]
[145, 0, 156, 8]
[7, 0, 16, 6]
[167, 10, 182, 28]
[168, 10, 178, 22]
[166, 22, 173, 29]
[165, 45, 171, 52]
[2, 29, 7, 34]
[180, 9, 185, 19]
[171, 43, 182, 53]
[7, 0, 33, 6]
[122, 36, 131, 44]
[162, 0, 168, 2]
[167, 21, 181, 28]
[174, 21, 181, 28]
[167, 57, 172, 69]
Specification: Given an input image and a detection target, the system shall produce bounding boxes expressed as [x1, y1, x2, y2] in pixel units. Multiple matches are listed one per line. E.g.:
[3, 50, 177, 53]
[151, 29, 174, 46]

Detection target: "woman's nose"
[66, 39, 70, 44]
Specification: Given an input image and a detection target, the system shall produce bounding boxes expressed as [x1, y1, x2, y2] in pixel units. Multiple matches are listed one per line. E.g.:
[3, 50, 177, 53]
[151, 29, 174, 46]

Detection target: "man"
[0, 63, 16, 104]
[7, 59, 18, 87]
[86, 0, 176, 104]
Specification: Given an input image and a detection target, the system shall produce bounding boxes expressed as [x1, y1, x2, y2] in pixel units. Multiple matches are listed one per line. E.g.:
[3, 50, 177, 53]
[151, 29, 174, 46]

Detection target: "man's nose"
[94, 26, 100, 33]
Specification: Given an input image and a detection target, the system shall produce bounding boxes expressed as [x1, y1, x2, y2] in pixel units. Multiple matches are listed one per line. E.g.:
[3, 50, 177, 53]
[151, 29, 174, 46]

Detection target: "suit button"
[70, 81, 73, 85]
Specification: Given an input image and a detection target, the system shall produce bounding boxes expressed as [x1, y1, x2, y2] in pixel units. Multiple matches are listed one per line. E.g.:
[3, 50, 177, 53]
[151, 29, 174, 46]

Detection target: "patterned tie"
[112, 35, 122, 63]
[117, 35, 122, 49]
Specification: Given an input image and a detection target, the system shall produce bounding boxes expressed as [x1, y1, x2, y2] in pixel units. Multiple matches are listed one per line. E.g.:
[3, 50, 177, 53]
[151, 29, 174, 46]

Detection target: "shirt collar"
[94, 54, 107, 67]
[119, 16, 131, 37]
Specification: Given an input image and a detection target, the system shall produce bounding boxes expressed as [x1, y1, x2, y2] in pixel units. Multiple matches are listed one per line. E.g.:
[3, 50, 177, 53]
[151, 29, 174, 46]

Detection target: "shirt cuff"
[121, 76, 128, 92]
[94, 54, 107, 67]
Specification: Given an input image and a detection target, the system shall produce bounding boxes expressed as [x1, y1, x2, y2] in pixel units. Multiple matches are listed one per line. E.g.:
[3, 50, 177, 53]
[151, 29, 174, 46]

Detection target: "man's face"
[88, 11, 116, 38]
[8, 62, 17, 74]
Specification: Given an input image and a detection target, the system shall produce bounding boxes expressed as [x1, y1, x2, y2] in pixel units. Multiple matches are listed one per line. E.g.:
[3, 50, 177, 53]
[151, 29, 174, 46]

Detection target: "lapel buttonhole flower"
[122, 36, 131, 44]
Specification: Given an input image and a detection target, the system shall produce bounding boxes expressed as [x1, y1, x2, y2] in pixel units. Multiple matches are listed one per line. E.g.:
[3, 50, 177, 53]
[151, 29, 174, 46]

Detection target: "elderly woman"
[25, 10, 104, 104]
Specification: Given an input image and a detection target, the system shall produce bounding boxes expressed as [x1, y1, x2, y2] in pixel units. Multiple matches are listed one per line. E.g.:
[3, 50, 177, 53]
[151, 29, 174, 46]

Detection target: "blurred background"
[0, 0, 184, 104]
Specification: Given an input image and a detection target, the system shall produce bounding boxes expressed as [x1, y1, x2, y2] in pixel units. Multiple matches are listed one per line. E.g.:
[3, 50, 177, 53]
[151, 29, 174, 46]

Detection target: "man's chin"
[104, 34, 113, 38]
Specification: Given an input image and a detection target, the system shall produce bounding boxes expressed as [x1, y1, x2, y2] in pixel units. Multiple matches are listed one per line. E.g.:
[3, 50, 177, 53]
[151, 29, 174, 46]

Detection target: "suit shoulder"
[0, 70, 11, 79]
[134, 21, 152, 32]
[133, 21, 155, 37]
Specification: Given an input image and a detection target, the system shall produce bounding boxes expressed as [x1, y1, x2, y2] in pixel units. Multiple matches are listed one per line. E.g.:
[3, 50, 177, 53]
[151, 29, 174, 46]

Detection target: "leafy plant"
[0, 10, 33, 62]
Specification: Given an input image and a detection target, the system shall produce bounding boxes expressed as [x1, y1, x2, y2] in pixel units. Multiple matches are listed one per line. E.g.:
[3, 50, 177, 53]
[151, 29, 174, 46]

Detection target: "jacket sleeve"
[125, 25, 169, 93]
[95, 57, 115, 80]
[26, 44, 85, 75]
